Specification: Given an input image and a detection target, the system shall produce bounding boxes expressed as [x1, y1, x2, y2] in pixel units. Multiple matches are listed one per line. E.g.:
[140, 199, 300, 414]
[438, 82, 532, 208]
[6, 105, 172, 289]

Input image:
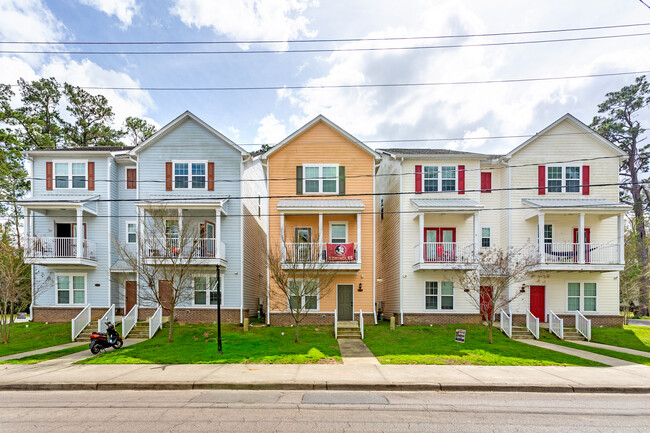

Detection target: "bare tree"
[268, 240, 339, 343]
[114, 206, 207, 342]
[453, 246, 546, 344]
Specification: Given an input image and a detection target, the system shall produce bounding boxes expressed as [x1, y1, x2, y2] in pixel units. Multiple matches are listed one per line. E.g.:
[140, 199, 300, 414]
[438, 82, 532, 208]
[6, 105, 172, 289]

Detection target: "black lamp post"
[216, 264, 222, 354]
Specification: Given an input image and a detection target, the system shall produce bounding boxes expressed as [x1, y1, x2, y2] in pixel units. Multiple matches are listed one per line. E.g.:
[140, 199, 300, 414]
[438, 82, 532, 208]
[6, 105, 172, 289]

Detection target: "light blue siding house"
[22, 111, 267, 336]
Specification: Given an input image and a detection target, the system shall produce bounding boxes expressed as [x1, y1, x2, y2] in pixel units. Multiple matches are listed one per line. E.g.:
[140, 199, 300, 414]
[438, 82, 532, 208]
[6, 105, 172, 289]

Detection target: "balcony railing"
[24, 236, 96, 261]
[530, 243, 620, 265]
[143, 238, 226, 261]
[413, 242, 476, 264]
[282, 242, 358, 264]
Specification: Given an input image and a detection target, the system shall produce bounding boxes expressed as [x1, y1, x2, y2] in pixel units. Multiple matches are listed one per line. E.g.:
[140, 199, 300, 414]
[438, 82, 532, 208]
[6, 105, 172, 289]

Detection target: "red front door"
[530, 285, 546, 322]
[573, 228, 591, 263]
[125, 281, 137, 314]
[480, 286, 493, 321]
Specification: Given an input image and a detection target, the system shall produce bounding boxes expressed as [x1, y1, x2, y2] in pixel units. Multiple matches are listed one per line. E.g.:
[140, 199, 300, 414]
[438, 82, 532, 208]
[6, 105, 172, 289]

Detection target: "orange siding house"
[262, 115, 379, 325]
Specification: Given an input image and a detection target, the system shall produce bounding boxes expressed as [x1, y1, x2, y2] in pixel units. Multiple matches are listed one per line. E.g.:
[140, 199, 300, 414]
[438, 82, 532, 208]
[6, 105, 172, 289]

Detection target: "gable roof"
[505, 113, 626, 158]
[261, 114, 380, 160]
[379, 148, 494, 159]
[131, 111, 248, 156]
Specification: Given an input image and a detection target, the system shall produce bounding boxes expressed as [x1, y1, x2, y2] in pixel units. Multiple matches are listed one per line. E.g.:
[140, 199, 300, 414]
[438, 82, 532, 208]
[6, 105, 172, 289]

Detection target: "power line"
[3, 22, 648, 45]
[640, 1, 650, 10]
[2, 32, 649, 55]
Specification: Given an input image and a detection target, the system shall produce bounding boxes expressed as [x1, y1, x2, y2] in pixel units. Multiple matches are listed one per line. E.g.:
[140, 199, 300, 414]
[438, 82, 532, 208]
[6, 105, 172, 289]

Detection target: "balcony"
[142, 238, 227, 266]
[24, 236, 97, 267]
[525, 243, 623, 271]
[413, 242, 477, 270]
[282, 242, 360, 270]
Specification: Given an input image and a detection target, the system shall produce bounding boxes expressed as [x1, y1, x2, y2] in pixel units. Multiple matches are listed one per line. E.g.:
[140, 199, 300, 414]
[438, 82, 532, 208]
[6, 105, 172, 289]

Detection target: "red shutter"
[415, 165, 422, 194]
[458, 165, 465, 195]
[166, 162, 173, 191]
[87, 161, 95, 191]
[126, 168, 136, 189]
[207, 162, 215, 191]
[538, 165, 546, 195]
[582, 165, 590, 195]
[481, 172, 492, 193]
[46, 161, 53, 190]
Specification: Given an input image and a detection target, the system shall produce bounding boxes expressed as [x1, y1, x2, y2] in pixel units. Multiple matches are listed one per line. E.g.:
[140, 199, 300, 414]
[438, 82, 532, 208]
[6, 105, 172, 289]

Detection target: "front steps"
[337, 321, 362, 339]
[510, 326, 535, 340]
[126, 316, 169, 339]
[561, 328, 587, 341]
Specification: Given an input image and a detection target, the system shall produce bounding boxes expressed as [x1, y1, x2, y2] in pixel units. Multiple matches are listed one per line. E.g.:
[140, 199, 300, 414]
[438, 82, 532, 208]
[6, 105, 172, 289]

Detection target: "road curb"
[2, 382, 650, 393]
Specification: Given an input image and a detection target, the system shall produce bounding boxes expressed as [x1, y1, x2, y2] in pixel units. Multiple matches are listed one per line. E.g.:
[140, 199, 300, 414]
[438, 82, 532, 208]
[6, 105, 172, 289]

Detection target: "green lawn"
[0, 322, 72, 357]
[79, 323, 342, 364]
[590, 326, 650, 353]
[0, 344, 87, 365]
[539, 329, 650, 366]
[363, 322, 604, 366]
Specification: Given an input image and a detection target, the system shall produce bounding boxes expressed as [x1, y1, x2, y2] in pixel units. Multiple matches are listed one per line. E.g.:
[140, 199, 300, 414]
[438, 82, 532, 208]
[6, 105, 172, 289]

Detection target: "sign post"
[455, 329, 466, 344]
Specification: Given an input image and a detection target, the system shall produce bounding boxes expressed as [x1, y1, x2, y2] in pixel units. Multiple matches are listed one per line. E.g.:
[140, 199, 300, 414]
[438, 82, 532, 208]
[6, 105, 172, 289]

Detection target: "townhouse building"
[262, 115, 379, 326]
[22, 111, 267, 328]
[376, 114, 628, 328]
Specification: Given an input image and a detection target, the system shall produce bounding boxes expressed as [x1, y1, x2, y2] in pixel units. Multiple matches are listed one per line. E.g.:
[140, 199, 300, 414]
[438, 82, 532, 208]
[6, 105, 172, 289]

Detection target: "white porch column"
[473, 212, 480, 256]
[418, 213, 424, 263]
[76, 207, 83, 258]
[25, 209, 31, 237]
[177, 208, 183, 233]
[215, 208, 222, 259]
[538, 212, 545, 263]
[578, 213, 585, 264]
[356, 213, 361, 264]
[618, 213, 625, 264]
[318, 213, 323, 250]
[280, 213, 285, 261]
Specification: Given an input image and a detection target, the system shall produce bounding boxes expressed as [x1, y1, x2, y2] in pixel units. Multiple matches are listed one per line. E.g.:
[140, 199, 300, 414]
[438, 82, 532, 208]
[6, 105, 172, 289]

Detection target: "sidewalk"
[0, 342, 87, 363]
[1, 361, 649, 393]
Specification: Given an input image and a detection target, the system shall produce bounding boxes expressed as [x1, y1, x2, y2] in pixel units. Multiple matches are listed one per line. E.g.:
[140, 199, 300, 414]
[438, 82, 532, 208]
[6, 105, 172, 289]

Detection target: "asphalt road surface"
[1, 390, 648, 432]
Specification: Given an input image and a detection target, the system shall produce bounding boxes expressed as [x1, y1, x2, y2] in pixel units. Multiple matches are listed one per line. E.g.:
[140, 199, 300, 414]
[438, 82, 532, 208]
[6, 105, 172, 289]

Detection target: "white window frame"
[126, 221, 137, 244]
[424, 280, 455, 311]
[172, 161, 207, 190]
[422, 165, 457, 193]
[164, 218, 179, 239]
[329, 221, 348, 243]
[303, 163, 339, 194]
[543, 224, 553, 244]
[55, 273, 87, 306]
[288, 279, 320, 311]
[566, 281, 598, 313]
[481, 227, 491, 248]
[53, 160, 88, 190]
[192, 274, 222, 307]
[546, 164, 582, 194]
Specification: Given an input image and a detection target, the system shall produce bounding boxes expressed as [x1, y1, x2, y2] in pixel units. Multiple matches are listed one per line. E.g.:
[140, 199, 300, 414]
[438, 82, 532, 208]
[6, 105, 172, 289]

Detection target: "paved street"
[1, 390, 648, 432]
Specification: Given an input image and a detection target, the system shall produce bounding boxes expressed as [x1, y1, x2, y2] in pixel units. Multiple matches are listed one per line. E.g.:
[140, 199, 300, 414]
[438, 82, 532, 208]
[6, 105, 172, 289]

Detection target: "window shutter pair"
[126, 168, 137, 189]
[46, 161, 94, 190]
[481, 172, 492, 193]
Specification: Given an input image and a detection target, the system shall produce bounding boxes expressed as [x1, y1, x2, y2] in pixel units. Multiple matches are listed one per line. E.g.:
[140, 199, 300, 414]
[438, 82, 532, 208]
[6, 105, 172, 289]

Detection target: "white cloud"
[227, 126, 241, 141]
[171, 0, 318, 49]
[254, 114, 287, 144]
[78, 0, 139, 28]
[445, 127, 489, 151]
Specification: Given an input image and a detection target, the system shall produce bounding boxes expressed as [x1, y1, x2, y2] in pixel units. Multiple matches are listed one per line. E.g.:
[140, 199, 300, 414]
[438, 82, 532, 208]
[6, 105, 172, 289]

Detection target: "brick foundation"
[402, 313, 483, 326]
[269, 312, 375, 327]
[512, 314, 623, 327]
[137, 308, 246, 324]
[33, 307, 110, 323]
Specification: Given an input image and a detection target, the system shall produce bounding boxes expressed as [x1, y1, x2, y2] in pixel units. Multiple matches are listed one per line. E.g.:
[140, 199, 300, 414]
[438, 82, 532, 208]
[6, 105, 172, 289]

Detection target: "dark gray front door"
[337, 284, 354, 321]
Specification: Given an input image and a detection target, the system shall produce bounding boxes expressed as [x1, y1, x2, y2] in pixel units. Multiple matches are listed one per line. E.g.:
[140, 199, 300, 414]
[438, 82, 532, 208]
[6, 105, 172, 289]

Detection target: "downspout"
[240, 163, 244, 324]
[399, 157, 404, 325]
[107, 156, 112, 308]
[506, 158, 512, 309]
[372, 158, 378, 324]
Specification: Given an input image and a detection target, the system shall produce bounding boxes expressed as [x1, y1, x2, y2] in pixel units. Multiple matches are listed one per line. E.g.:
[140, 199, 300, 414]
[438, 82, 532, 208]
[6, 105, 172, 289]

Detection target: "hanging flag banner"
[326, 243, 355, 261]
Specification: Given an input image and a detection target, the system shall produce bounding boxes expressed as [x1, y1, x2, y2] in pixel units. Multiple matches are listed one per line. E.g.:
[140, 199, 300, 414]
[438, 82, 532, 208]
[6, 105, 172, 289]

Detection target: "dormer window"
[55, 162, 87, 189]
[547, 165, 580, 193]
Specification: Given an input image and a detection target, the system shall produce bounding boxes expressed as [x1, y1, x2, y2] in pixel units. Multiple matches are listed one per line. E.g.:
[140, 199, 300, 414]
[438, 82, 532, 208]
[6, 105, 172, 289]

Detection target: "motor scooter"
[89, 321, 123, 354]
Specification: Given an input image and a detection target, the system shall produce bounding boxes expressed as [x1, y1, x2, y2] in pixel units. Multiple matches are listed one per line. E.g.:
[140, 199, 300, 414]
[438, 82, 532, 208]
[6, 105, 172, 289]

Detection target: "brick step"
[337, 334, 362, 340]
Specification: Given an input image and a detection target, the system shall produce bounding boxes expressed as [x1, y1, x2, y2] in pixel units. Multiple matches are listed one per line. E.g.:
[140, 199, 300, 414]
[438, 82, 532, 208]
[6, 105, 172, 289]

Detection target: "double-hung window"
[567, 282, 597, 312]
[56, 274, 85, 305]
[288, 280, 318, 310]
[422, 166, 456, 192]
[126, 222, 137, 244]
[547, 165, 581, 193]
[55, 162, 86, 189]
[425, 281, 454, 310]
[330, 223, 347, 243]
[304, 164, 338, 194]
[481, 228, 491, 248]
[174, 162, 206, 189]
[194, 276, 219, 305]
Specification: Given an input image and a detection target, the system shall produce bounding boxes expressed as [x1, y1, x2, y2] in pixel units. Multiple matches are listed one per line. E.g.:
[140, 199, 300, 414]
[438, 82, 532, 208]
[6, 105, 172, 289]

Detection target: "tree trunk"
[488, 320, 493, 344]
[167, 309, 174, 343]
[294, 320, 300, 343]
[629, 154, 649, 316]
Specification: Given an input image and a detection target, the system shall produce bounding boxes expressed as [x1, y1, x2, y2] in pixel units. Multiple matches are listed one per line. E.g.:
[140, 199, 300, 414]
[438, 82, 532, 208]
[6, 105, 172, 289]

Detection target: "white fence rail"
[71, 304, 91, 341]
[359, 309, 364, 340]
[575, 310, 592, 341]
[98, 304, 115, 333]
[282, 242, 358, 264]
[533, 243, 620, 264]
[526, 309, 540, 339]
[549, 311, 564, 340]
[148, 306, 163, 339]
[414, 242, 476, 264]
[334, 309, 338, 339]
[24, 235, 96, 260]
[500, 309, 512, 338]
[143, 238, 225, 260]
[122, 304, 138, 338]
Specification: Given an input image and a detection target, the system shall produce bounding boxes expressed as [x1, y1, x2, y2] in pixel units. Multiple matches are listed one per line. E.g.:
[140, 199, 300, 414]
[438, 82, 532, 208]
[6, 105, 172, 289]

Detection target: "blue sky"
[0, 0, 649, 152]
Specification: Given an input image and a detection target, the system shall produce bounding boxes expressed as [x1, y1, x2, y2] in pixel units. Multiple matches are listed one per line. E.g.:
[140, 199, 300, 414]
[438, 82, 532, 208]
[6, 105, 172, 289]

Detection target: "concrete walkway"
[337, 340, 380, 365]
[628, 319, 650, 327]
[572, 341, 650, 359]
[519, 340, 637, 367]
[0, 342, 87, 363]
[0, 339, 146, 364]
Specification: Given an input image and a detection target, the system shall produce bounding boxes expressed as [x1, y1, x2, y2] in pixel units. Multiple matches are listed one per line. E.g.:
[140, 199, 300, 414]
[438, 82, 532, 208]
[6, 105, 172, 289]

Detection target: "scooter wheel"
[112, 340, 123, 349]
[90, 344, 102, 355]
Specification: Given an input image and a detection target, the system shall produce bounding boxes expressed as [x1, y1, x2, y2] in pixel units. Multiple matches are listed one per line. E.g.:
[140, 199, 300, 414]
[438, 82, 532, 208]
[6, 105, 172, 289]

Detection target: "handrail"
[373, 308, 377, 325]
[148, 306, 163, 339]
[359, 309, 364, 339]
[334, 309, 338, 339]
[122, 304, 139, 338]
[526, 309, 540, 339]
[549, 311, 564, 339]
[24, 235, 97, 260]
[575, 310, 592, 341]
[98, 304, 115, 333]
[414, 242, 476, 264]
[499, 309, 512, 338]
[71, 304, 91, 341]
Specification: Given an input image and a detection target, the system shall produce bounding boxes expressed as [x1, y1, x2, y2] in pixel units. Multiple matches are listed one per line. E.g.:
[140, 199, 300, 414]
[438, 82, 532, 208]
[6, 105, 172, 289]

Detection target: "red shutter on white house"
[415, 165, 422, 194]
[165, 162, 173, 191]
[87, 161, 95, 191]
[582, 165, 590, 195]
[458, 165, 465, 195]
[46, 161, 53, 190]
[481, 172, 492, 193]
[538, 165, 546, 195]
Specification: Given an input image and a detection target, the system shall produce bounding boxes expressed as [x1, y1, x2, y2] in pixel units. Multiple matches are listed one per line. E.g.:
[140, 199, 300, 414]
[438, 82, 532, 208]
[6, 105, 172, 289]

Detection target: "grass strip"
[0, 345, 88, 365]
